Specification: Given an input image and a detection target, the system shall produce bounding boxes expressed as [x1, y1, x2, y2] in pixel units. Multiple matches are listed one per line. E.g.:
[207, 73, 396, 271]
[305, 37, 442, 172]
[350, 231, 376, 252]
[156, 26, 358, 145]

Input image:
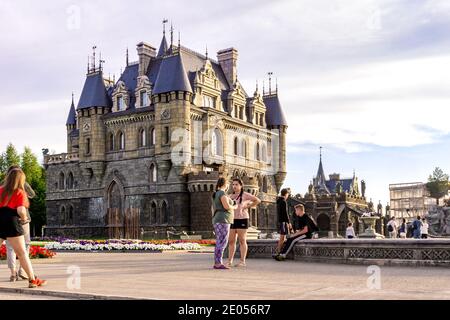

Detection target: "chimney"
[137, 42, 156, 76]
[329, 173, 340, 181]
[217, 48, 238, 85]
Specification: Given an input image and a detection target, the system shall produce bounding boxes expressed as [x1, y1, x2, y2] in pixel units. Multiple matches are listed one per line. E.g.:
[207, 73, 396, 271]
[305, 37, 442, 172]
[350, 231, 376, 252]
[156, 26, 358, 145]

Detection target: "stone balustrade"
[44, 152, 79, 164]
[246, 239, 450, 267]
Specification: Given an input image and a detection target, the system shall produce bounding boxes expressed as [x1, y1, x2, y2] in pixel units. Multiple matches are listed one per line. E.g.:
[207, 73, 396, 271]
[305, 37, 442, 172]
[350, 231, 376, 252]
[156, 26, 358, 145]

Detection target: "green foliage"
[0, 144, 46, 236]
[426, 167, 449, 205]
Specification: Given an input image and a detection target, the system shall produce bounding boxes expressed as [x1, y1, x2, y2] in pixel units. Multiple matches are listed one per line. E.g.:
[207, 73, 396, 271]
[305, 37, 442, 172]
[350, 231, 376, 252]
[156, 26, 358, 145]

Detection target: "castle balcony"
[44, 152, 79, 165]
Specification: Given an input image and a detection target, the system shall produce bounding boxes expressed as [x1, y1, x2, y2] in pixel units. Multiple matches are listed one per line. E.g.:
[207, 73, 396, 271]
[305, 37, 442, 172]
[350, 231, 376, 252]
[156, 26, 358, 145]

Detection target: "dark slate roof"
[77, 72, 112, 109]
[264, 94, 287, 126]
[313, 158, 330, 194]
[153, 52, 192, 94]
[326, 178, 354, 193]
[157, 34, 168, 57]
[69, 129, 79, 137]
[117, 63, 139, 109]
[66, 97, 77, 125]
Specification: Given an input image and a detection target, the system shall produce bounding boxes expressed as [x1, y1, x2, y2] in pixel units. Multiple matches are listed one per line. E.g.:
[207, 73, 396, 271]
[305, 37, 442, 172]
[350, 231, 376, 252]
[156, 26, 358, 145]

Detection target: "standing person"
[0, 168, 47, 287]
[227, 178, 261, 268]
[275, 188, 291, 255]
[412, 215, 423, 239]
[420, 218, 429, 239]
[212, 178, 236, 270]
[274, 204, 318, 261]
[4, 165, 34, 282]
[386, 217, 398, 238]
[399, 218, 407, 239]
[346, 222, 356, 239]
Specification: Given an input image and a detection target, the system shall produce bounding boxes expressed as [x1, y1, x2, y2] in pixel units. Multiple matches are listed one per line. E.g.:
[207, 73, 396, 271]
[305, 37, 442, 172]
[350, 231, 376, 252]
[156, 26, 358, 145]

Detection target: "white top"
[387, 220, 397, 230]
[421, 222, 429, 234]
[346, 226, 356, 237]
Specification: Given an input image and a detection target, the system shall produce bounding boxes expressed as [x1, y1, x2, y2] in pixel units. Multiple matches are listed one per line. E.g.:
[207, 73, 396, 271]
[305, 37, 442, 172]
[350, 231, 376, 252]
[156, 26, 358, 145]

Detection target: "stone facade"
[44, 33, 287, 238]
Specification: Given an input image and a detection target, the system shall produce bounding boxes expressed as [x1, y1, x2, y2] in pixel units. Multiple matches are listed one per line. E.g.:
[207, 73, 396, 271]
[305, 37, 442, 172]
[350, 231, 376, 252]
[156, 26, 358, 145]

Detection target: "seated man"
[274, 203, 318, 261]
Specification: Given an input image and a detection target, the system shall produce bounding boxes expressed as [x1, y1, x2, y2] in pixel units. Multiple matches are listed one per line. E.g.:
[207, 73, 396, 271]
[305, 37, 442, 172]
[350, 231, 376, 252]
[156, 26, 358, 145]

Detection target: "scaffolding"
[389, 182, 435, 220]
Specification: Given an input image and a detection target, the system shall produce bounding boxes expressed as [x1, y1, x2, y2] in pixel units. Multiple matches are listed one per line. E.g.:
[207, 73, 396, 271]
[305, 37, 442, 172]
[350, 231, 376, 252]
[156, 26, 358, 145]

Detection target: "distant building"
[288, 151, 382, 237]
[389, 182, 438, 220]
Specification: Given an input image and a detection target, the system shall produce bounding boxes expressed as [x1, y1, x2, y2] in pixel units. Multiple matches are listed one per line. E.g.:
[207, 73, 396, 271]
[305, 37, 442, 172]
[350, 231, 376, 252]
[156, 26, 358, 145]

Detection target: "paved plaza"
[1, 251, 450, 300]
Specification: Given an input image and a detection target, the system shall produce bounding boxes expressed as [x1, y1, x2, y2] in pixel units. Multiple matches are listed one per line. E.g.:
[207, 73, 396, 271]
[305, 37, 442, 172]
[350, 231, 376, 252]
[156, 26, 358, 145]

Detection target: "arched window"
[86, 138, 91, 155]
[262, 144, 267, 162]
[59, 172, 65, 190]
[60, 206, 66, 225]
[109, 133, 115, 151]
[212, 128, 223, 156]
[150, 128, 156, 146]
[161, 201, 168, 224]
[233, 137, 239, 156]
[241, 140, 247, 157]
[151, 202, 157, 224]
[139, 128, 146, 147]
[67, 172, 74, 190]
[150, 163, 157, 183]
[255, 142, 260, 161]
[262, 176, 268, 193]
[68, 206, 74, 225]
[139, 90, 148, 107]
[118, 132, 125, 150]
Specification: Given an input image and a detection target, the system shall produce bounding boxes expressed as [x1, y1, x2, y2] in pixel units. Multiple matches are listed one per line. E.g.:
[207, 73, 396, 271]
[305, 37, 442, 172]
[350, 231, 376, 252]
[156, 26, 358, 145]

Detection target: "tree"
[426, 167, 449, 205]
[0, 143, 21, 180]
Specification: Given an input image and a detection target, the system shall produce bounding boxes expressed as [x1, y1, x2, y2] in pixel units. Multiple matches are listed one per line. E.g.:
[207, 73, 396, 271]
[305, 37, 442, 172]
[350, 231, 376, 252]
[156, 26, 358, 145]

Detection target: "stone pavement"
[1, 251, 450, 300]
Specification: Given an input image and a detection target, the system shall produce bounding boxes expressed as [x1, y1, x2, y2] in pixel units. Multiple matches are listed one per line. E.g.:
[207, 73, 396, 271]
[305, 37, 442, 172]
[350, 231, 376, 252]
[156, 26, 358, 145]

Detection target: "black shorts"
[279, 222, 290, 235]
[230, 219, 249, 229]
[0, 207, 25, 240]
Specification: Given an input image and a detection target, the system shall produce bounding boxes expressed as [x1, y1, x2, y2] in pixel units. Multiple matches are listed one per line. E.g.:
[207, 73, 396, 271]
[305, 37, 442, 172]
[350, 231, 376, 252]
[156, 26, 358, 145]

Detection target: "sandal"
[29, 278, 47, 288]
[10, 275, 17, 282]
[225, 261, 233, 268]
[234, 261, 246, 267]
[213, 264, 230, 270]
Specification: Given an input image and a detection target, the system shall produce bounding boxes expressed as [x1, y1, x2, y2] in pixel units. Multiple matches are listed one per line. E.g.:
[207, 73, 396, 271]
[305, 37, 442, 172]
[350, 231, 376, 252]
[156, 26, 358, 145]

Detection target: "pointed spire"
[205, 44, 208, 59]
[153, 52, 192, 94]
[87, 55, 90, 73]
[276, 77, 278, 93]
[92, 45, 97, 71]
[313, 146, 330, 195]
[178, 31, 181, 49]
[263, 80, 265, 95]
[170, 22, 174, 48]
[126, 47, 129, 66]
[267, 71, 273, 94]
[66, 92, 77, 126]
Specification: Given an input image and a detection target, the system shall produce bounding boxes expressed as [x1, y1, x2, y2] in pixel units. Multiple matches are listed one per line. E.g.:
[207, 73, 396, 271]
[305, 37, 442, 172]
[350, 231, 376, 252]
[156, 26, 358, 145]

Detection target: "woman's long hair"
[0, 168, 26, 205]
[232, 178, 244, 204]
[212, 177, 227, 199]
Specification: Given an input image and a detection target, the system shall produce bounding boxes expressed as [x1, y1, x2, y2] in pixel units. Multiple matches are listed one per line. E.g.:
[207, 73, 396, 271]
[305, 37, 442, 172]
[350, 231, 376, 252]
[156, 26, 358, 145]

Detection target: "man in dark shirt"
[275, 188, 292, 254]
[274, 203, 317, 261]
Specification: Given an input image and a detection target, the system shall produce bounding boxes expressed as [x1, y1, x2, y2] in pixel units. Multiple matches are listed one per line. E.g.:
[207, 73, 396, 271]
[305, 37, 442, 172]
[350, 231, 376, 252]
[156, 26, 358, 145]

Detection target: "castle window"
[117, 95, 124, 111]
[85, 138, 91, 155]
[260, 113, 264, 126]
[60, 206, 66, 225]
[212, 128, 223, 157]
[59, 172, 65, 190]
[239, 106, 244, 120]
[161, 201, 169, 224]
[150, 128, 156, 146]
[262, 176, 268, 193]
[241, 139, 247, 157]
[163, 126, 170, 145]
[139, 91, 148, 107]
[233, 137, 239, 156]
[68, 205, 74, 225]
[139, 128, 147, 147]
[109, 133, 115, 151]
[67, 172, 74, 190]
[255, 142, 260, 161]
[151, 202, 157, 224]
[150, 164, 157, 183]
[203, 95, 215, 108]
[262, 144, 267, 162]
[119, 132, 125, 150]
[234, 105, 239, 118]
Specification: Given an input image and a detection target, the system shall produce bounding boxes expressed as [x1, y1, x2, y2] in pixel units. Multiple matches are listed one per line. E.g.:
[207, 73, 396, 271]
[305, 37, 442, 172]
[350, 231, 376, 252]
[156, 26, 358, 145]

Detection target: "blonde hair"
[294, 203, 305, 211]
[0, 168, 26, 205]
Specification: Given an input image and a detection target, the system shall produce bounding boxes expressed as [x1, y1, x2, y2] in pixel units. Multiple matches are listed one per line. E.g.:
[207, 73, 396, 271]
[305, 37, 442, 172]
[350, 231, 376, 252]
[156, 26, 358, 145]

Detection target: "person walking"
[412, 215, 423, 239]
[0, 168, 47, 287]
[4, 165, 34, 282]
[421, 218, 429, 239]
[399, 218, 407, 239]
[212, 178, 236, 270]
[386, 217, 398, 238]
[346, 222, 356, 239]
[275, 188, 291, 255]
[227, 178, 261, 268]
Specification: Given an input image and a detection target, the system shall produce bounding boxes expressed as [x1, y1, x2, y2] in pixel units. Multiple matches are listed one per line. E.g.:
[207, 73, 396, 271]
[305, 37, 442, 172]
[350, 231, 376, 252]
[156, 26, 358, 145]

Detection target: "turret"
[66, 93, 77, 153]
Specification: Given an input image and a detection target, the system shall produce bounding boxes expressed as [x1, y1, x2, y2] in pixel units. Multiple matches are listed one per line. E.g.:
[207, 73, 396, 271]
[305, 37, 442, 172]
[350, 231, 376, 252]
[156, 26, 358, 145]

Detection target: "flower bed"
[44, 239, 203, 251]
[0, 245, 56, 259]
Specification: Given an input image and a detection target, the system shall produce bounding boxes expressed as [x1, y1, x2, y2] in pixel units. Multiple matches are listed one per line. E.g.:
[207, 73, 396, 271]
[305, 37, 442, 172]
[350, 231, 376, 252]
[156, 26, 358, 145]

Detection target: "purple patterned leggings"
[214, 223, 231, 265]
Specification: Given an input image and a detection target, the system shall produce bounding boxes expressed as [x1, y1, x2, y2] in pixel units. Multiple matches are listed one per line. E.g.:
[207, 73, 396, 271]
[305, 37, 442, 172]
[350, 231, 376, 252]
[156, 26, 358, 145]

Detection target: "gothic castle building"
[43, 28, 287, 238]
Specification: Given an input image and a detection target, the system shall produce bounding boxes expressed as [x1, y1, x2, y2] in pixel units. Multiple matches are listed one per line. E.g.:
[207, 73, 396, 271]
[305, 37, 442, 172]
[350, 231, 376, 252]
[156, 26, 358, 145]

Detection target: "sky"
[1, 0, 450, 206]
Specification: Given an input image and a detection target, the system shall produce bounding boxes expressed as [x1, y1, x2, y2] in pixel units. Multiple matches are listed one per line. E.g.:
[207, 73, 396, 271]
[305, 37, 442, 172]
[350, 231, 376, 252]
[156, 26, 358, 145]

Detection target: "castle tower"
[77, 67, 112, 181]
[264, 89, 288, 193]
[66, 93, 77, 153]
[152, 49, 193, 179]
